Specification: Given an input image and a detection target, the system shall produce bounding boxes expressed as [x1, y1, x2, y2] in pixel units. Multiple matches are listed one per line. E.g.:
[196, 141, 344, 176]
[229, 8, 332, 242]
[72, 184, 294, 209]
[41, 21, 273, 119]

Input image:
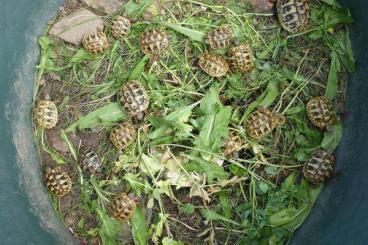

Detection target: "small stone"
[49, 8, 104, 45]
[46, 128, 70, 154]
[83, 0, 125, 14]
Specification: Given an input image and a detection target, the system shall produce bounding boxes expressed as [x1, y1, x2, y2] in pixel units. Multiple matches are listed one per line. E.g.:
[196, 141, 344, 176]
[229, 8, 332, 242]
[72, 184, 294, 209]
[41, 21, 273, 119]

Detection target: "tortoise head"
[273, 112, 286, 126]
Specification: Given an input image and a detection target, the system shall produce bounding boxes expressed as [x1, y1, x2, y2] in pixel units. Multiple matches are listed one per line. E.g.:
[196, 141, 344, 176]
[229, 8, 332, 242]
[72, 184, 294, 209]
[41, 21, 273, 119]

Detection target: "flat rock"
[46, 128, 70, 155]
[49, 8, 104, 45]
[83, 0, 125, 14]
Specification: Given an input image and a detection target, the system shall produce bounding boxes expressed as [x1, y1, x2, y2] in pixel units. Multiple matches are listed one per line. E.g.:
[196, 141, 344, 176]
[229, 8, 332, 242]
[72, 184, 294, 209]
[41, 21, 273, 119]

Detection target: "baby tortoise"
[110, 122, 137, 150]
[140, 29, 170, 55]
[34, 100, 58, 129]
[119, 81, 149, 116]
[198, 53, 229, 77]
[79, 147, 102, 173]
[277, 0, 310, 33]
[112, 193, 137, 222]
[44, 167, 72, 197]
[112, 16, 131, 39]
[245, 108, 285, 139]
[206, 26, 232, 49]
[82, 31, 109, 54]
[228, 44, 254, 73]
[306, 96, 334, 129]
[303, 150, 335, 185]
[223, 131, 244, 156]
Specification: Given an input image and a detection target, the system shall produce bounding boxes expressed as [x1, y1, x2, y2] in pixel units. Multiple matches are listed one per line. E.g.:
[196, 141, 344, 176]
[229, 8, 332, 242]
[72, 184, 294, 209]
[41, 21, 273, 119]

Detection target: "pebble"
[48, 8, 104, 45]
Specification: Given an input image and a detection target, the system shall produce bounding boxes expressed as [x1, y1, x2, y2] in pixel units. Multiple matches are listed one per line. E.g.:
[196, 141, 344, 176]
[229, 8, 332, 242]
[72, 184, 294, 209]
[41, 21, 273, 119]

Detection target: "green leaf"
[124, 173, 145, 195]
[159, 21, 206, 42]
[183, 155, 229, 183]
[321, 122, 343, 151]
[148, 101, 199, 141]
[200, 209, 240, 226]
[194, 87, 231, 155]
[66, 103, 128, 132]
[96, 209, 121, 245]
[182, 203, 195, 215]
[131, 208, 149, 245]
[162, 237, 185, 245]
[323, 5, 353, 27]
[259, 81, 279, 108]
[325, 51, 339, 100]
[60, 130, 78, 161]
[129, 55, 150, 80]
[123, 0, 152, 18]
[219, 191, 232, 219]
[140, 153, 163, 175]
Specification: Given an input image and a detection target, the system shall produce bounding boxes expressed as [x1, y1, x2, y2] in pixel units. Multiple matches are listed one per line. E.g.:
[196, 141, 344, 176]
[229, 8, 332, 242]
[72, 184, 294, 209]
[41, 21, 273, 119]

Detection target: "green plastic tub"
[0, 0, 366, 244]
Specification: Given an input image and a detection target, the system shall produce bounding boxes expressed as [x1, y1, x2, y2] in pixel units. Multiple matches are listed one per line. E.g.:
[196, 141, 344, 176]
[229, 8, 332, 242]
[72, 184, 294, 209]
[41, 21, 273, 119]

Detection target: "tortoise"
[206, 26, 232, 49]
[112, 16, 131, 39]
[228, 44, 254, 72]
[245, 108, 285, 139]
[223, 131, 244, 156]
[110, 122, 137, 150]
[79, 147, 102, 173]
[140, 29, 170, 55]
[276, 0, 310, 33]
[198, 53, 229, 77]
[303, 150, 335, 185]
[119, 81, 149, 116]
[34, 100, 58, 129]
[44, 167, 72, 197]
[82, 31, 109, 54]
[111, 193, 137, 222]
[306, 96, 334, 129]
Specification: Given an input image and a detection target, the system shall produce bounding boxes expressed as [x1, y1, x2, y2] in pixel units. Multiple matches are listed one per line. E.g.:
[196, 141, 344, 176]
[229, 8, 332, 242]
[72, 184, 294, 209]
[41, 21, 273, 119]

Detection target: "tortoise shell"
[245, 108, 285, 139]
[207, 26, 232, 49]
[198, 53, 229, 77]
[112, 16, 131, 39]
[35, 100, 58, 129]
[112, 193, 137, 222]
[119, 81, 149, 116]
[44, 167, 72, 197]
[306, 96, 334, 129]
[79, 148, 102, 173]
[228, 44, 254, 72]
[277, 0, 310, 33]
[110, 122, 137, 150]
[82, 31, 109, 54]
[303, 150, 335, 185]
[140, 29, 170, 55]
[223, 131, 244, 156]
